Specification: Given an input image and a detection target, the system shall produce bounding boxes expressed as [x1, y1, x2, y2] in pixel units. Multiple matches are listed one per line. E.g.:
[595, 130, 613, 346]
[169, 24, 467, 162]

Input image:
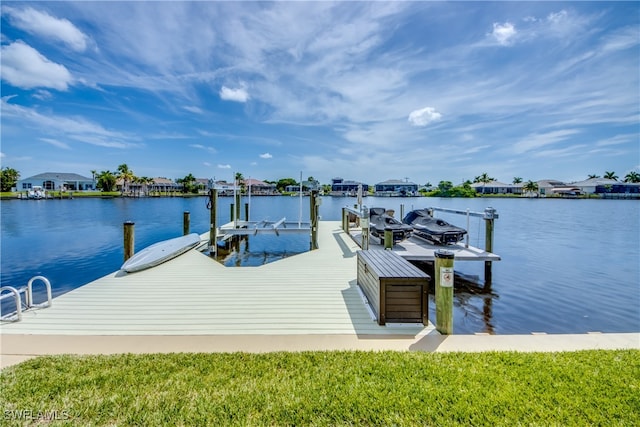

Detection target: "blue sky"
[1, 1, 638, 186]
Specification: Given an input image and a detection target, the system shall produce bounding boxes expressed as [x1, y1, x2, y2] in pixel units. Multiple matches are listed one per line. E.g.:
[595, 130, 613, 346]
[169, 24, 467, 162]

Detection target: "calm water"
[1, 196, 639, 334]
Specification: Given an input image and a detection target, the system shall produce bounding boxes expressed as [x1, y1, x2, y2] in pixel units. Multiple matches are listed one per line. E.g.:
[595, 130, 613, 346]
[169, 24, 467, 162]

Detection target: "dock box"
[357, 250, 430, 325]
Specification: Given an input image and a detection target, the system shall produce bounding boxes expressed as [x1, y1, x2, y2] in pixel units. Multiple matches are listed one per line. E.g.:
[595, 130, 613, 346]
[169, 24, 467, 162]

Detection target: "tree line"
[1, 166, 639, 193]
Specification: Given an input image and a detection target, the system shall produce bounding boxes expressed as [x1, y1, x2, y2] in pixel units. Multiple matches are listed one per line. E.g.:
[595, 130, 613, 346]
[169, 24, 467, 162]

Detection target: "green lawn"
[1, 350, 638, 426]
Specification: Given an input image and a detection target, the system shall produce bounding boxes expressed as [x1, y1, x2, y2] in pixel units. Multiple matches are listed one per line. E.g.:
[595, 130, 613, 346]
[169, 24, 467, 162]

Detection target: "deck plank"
[1, 222, 431, 336]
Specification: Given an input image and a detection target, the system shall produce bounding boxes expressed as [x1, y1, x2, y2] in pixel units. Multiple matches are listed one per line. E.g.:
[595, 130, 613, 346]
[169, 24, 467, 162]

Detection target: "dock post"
[183, 211, 190, 235]
[400, 204, 404, 220]
[235, 191, 241, 227]
[435, 249, 455, 334]
[483, 207, 497, 284]
[310, 190, 319, 250]
[230, 204, 235, 225]
[361, 206, 369, 250]
[244, 203, 249, 222]
[208, 189, 217, 254]
[123, 221, 135, 262]
[384, 228, 393, 250]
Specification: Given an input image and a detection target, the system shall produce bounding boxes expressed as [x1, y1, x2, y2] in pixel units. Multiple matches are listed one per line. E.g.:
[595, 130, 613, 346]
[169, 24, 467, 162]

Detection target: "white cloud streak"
[3, 6, 90, 51]
[220, 85, 250, 103]
[1, 42, 73, 90]
[408, 107, 442, 127]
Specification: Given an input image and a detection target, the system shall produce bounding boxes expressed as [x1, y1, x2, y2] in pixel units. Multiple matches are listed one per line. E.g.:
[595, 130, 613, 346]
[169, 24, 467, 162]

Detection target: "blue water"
[2, 196, 639, 334]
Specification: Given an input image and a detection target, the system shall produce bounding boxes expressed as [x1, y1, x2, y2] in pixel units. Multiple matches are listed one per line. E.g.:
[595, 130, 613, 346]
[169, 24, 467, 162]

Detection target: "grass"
[1, 350, 638, 426]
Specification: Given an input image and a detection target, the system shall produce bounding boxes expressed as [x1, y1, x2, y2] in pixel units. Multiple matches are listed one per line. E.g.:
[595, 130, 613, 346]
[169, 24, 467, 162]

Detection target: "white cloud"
[218, 164, 231, 169]
[511, 129, 581, 155]
[408, 107, 442, 127]
[41, 138, 71, 150]
[1, 41, 73, 90]
[1, 96, 134, 148]
[183, 105, 203, 114]
[220, 85, 250, 103]
[259, 153, 273, 159]
[490, 22, 516, 46]
[189, 144, 217, 154]
[3, 6, 90, 52]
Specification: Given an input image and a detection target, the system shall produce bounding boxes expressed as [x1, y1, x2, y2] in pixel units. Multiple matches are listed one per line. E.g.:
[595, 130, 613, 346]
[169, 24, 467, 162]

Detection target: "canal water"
[1, 195, 638, 334]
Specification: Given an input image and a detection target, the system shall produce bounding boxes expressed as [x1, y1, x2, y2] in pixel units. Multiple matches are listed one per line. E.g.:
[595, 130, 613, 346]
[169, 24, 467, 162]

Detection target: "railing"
[0, 276, 53, 322]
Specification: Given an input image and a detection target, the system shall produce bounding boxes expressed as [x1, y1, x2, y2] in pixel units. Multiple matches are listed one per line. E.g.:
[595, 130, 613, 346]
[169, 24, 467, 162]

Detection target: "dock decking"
[1, 221, 432, 336]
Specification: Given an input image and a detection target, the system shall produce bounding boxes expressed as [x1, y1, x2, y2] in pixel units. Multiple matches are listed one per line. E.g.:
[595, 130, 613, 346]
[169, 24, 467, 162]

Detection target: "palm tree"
[522, 180, 539, 197]
[624, 171, 640, 183]
[90, 169, 97, 190]
[235, 172, 245, 193]
[513, 177, 522, 184]
[587, 174, 600, 179]
[116, 164, 135, 195]
[96, 170, 116, 192]
[474, 172, 495, 195]
[604, 171, 618, 181]
[177, 173, 197, 193]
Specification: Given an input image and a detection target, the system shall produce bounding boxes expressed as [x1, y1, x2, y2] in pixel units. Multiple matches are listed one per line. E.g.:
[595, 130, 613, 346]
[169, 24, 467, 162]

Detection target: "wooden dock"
[1, 221, 432, 336]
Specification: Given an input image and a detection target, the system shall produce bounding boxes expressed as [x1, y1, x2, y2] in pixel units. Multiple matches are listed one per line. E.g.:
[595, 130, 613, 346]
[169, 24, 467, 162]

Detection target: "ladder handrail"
[27, 275, 52, 309]
[0, 286, 23, 322]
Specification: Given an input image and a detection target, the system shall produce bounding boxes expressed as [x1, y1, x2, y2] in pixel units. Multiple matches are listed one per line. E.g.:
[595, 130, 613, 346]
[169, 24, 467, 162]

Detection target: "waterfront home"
[374, 179, 418, 196]
[16, 172, 95, 192]
[330, 177, 369, 196]
[470, 180, 522, 195]
[244, 178, 279, 195]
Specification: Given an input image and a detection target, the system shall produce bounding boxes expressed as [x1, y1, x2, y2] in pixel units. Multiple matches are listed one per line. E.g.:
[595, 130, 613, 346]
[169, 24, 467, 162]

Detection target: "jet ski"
[402, 209, 467, 245]
[369, 207, 413, 243]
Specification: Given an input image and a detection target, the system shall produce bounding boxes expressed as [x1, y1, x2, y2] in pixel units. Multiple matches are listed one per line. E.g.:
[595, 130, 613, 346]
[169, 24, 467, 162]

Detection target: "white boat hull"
[121, 233, 201, 273]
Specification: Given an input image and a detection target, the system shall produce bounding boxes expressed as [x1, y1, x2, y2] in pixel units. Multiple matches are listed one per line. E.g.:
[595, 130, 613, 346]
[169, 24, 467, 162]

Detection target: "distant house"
[244, 178, 278, 195]
[470, 181, 522, 195]
[571, 177, 618, 194]
[537, 179, 566, 196]
[149, 177, 180, 193]
[374, 179, 418, 196]
[330, 177, 369, 196]
[284, 179, 320, 194]
[17, 172, 94, 191]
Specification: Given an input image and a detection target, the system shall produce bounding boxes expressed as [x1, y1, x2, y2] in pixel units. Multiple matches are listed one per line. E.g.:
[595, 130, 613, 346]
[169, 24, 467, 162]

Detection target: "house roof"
[571, 177, 618, 186]
[23, 172, 93, 181]
[376, 179, 417, 185]
[470, 180, 518, 188]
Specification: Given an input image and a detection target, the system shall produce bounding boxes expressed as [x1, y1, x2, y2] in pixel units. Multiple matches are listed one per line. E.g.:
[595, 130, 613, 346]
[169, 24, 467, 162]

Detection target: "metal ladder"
[0, 276, 52, 322]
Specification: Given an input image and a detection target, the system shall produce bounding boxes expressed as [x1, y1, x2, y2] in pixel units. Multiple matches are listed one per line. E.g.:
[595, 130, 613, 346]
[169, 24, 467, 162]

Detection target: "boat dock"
[2, 221, 422, 336]
[2, 220, 638, 369]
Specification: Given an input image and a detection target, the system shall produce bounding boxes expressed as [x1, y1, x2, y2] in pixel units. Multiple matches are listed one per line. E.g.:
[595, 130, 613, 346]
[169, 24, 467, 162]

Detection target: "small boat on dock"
[121, 233, 202, 273]
[369, 207, 413, 243]
[402, 209, 467, 245]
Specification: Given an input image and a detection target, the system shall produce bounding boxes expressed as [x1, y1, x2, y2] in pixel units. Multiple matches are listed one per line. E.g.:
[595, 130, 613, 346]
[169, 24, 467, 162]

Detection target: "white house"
[470, 181, 522, 195]
[16, 172, 95, 192]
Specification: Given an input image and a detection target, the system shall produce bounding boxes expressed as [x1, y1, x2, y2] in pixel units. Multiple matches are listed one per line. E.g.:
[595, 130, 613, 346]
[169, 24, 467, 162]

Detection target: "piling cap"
[434, 249, 455, 259]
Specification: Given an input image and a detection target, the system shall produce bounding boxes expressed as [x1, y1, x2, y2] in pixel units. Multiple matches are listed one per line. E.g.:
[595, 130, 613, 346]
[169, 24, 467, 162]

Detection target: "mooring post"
[123, 221, 135, 262]
[244, 203, 249, 222]
[384, 228, 393, 250]
[310, 190, 319, 250]
[483, 207, 497, 284]
[183, 211, 190, 235]
[361, 206, 369, 250]
[400, 204, 404, 220]
[435, 249, 455, 334]
[230, 203, 235, 226]
[209, 189, 218, 254]
[235, 191, 241, 227]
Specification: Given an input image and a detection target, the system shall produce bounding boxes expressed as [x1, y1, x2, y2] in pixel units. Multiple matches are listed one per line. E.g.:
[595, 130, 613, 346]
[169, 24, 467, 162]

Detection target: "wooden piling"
[310, 190, 319, 250]
[483, 207, 496, 284]
[208, 189, 218, 253]
[435, 249, 454, 334]
[183, 211, 190, 235]
[361, 206, 369, 250]
[384, 229, 393, 250]
[123, 221, 135, 262]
